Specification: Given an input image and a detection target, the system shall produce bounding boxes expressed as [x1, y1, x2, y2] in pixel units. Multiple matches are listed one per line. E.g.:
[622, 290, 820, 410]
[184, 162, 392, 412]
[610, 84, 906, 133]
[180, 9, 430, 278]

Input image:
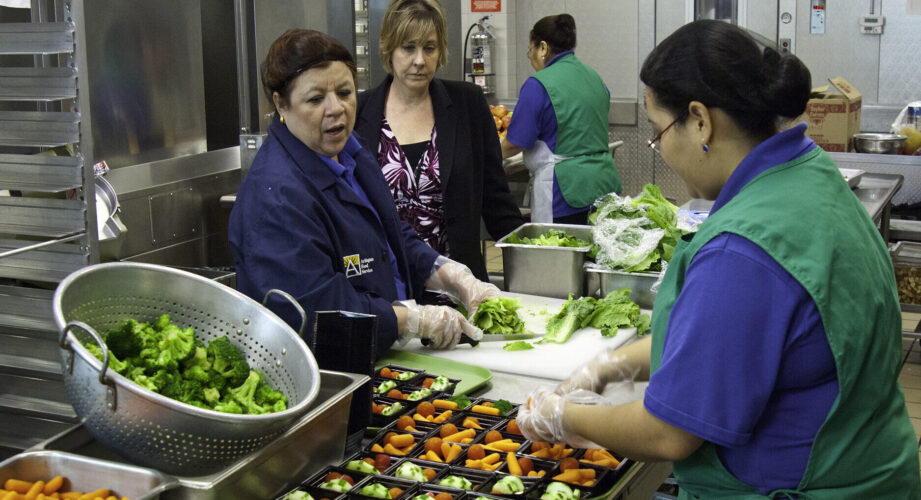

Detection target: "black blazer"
[356, 76, 524, 280]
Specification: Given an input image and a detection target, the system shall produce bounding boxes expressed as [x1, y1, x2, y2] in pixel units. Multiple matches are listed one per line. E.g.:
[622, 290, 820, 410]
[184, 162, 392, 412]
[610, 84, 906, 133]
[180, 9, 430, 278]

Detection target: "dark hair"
[380, 0, 448, 73]
[530, 14, 576, 55]
[640, 20, 811, 139]
[261, 29, 357, 109]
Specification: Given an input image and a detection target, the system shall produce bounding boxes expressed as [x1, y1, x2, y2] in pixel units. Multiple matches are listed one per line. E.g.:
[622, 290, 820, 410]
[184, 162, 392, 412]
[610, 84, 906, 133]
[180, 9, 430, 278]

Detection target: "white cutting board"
[398, 292, 643, 381]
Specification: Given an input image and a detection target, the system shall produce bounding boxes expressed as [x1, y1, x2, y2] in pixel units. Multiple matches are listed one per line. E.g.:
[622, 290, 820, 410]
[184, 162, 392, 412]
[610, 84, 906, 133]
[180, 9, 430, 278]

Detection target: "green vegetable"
[472, 297, 526, 335]
[395, 371, 417, 381]
[582, 287, 651, 336]
[359, 483, 391, 499]
[395, 462, 427, 481]
[347, 460, 379, 474]
[503, 340, 534, 351]
[320, 478, 352, 493]
[429, 375, 451, 391]
[284, 491, 314, 500]
[407, 388, 433, 401]
[412, 496, 432, 500]
[492, 399, 514, 415]
[590, 183, 684, 272]
[507, 229, 590, 247]
[376, 380, 397, 394]
[492, 476, 525, 494]
[449, 394, 472, 409]
[380, 402, 403, 416]
[541, 482, 580, 500]
[81, 315, 287, 415]
[438, 475, 474, 490]
[543, 295, 597, 344]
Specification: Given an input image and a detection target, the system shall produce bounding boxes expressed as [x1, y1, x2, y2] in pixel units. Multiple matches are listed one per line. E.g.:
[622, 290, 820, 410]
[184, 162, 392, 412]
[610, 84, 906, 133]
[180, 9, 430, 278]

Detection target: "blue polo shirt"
[319, 134, 407, 300]
[644, 123, 838, 494]
[507, 50, 606, 218]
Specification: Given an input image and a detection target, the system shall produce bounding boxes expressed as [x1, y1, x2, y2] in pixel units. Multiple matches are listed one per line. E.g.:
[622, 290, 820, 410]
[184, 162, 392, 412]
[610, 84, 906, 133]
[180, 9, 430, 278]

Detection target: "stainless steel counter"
[682, 172, 904, 240]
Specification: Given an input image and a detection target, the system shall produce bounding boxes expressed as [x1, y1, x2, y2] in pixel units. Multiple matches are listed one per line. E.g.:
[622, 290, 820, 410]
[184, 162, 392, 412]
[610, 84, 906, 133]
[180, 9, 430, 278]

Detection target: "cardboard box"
[803, 77, 862, 152]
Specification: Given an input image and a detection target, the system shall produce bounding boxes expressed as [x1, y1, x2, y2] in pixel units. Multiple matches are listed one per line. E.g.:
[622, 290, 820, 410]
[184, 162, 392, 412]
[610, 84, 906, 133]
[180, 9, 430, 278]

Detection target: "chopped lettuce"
[503, 340, 534, 351]
[542, 295, 597, 344]
[472, 297, 526, 335]
[506, 229, 590, 248]
[581, 287, 651, 336]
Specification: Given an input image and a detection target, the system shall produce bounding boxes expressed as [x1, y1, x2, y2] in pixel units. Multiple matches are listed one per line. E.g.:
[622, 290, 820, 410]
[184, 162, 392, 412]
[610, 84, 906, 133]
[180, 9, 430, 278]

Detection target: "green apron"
[649, 147, 921, 499]
[532, 54, 621, 208]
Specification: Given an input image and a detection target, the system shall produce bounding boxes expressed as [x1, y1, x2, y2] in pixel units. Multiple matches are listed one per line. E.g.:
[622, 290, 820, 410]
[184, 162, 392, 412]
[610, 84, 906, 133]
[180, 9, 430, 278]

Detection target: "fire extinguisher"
[464, 16, 495, 93]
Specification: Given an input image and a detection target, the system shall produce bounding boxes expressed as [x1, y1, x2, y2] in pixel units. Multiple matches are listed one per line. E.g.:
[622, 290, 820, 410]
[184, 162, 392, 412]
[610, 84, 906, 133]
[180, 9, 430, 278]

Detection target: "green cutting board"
[375, 349, 492, 396]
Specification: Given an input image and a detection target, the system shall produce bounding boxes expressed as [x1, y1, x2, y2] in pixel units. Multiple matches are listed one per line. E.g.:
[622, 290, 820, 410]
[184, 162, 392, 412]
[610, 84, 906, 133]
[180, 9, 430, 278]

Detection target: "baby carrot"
[471, 405, 500, 415]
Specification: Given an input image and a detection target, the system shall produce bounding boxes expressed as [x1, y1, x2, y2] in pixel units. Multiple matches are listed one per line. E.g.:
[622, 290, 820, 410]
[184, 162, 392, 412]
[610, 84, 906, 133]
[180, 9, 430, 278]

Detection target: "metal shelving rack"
[0, 0, 91, 458]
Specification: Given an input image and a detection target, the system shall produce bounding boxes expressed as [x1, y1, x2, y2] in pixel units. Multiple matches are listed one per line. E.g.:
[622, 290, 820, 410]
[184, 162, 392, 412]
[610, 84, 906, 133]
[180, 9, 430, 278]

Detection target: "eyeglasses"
[646, 115, 684, 153]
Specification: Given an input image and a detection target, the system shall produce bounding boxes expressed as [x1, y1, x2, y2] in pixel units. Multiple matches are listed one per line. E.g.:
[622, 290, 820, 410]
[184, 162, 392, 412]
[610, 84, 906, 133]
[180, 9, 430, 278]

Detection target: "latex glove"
[425, 256, 500, 318]
[555, 349, 640, 396]
[401, 301, 484, 349]
[517, 387, 603, 449]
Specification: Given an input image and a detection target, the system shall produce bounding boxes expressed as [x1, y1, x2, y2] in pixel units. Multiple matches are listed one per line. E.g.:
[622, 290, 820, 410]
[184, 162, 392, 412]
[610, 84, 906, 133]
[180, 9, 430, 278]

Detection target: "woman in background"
[501, 14, 621, 224]
[355, 0, 523, 282]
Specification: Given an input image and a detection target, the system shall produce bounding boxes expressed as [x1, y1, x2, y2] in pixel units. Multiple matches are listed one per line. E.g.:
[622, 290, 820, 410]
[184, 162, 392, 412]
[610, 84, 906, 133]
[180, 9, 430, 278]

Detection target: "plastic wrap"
[593, 216, 665, 270]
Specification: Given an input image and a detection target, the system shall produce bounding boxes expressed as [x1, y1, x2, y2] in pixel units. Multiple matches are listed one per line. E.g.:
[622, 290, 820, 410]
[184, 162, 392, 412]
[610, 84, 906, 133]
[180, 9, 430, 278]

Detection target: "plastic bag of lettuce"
[589, 184, 685, 272]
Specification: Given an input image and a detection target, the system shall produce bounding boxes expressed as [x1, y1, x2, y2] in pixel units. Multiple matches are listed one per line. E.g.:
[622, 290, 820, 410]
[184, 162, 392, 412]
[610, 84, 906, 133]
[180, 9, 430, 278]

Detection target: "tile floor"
[485, 241, 921, 468]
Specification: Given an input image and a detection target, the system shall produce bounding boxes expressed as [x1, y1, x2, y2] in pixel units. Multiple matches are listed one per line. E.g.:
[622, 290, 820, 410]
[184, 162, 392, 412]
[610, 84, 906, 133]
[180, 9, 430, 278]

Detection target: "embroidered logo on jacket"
[343, 254, 375, 277]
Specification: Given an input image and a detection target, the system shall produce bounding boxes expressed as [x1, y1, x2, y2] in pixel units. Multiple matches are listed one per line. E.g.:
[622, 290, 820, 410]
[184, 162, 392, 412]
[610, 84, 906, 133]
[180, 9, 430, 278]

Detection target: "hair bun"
[759, 47, 811, 119]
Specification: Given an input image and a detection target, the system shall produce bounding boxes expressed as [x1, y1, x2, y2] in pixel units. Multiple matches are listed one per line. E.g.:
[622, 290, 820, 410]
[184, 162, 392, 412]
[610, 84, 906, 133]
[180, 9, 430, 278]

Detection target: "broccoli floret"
[207, 369, 228, 391]
[153, 369, 181, 395]
[203, 387, 221, 404]
[183, 344, 211, 370]
[104, 319, 144, 359]
[255, 382, 288, 413]
[154, 313, 171, 331]
[208, 336, 250, 387]
[213, 397, 243, 414]
[83, 342, 130, 374]
[155, 323, 196, 369]
[182, 365, 211, 384]
[229, 370, 268, 414]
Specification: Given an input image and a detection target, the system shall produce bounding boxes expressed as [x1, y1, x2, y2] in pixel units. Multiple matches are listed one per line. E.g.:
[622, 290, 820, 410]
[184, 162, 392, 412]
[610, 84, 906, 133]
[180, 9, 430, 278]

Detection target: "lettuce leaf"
[506, 229, 590, 248]
[581, 287, 651, 336]
[472, 297, 526, 335]
[542, 294, 597, 344]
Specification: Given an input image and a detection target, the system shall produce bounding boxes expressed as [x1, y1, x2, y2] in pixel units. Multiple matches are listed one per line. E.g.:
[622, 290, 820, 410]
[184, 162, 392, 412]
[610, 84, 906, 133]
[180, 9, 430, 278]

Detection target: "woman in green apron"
[500, 14, 621, 224]
[517, 20, 921, 499]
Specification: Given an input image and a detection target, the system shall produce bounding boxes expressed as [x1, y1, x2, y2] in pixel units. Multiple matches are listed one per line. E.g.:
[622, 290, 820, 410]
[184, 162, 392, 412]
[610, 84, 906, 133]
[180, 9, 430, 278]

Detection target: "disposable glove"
[398, 300, 483, 349]
[425, 256, 500, 318]
[555, 349, 641, 395]
[517, 387, 604, 449]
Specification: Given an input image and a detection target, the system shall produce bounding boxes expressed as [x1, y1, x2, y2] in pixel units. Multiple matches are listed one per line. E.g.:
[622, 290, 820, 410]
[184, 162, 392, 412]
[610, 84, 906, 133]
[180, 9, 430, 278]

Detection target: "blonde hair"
[379, 0, 448, 74]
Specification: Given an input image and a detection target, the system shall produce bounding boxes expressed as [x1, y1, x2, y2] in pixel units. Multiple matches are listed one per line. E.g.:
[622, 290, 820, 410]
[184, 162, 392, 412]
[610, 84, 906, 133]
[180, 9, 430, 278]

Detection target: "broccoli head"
[255, 383, 287, 411]
[228, 370, 271, 414]
[155, 323, 196, 369]
[84, 342, 130, 374]
[213, 397, 243, 414]
[202, 387, 221, 404]
[104, 319, 144, 359]
[208, 336, 250, 387]
[182, 365, 211, 384]
[182, 342, 211, 371]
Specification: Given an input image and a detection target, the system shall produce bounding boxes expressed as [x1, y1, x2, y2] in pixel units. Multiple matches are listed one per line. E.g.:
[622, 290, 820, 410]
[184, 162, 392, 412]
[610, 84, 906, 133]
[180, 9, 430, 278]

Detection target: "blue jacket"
[229, 116, 439, 356]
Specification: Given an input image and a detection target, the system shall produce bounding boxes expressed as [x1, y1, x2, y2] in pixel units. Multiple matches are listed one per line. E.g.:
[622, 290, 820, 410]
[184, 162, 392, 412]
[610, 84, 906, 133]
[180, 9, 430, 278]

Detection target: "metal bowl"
[853, 133, 907, 154]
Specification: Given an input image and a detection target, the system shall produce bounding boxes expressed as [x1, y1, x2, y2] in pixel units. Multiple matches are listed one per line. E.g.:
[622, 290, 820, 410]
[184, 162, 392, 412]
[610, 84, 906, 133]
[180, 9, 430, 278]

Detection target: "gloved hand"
[555, 349, 640, 395]
[517, 387, 604, 449]
[400, 301, 484, 349]
[425, 256, 500, 318]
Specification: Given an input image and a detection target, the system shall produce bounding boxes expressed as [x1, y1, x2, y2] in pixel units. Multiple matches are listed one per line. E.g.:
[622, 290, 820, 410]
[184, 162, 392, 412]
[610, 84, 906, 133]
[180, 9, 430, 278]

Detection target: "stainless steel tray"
[839, 167, 865, 189]
[495, 223, 593, 299]
[584, 264, 659, 308]
[0, 450, 177, 500]
[30, 370, 368, 500]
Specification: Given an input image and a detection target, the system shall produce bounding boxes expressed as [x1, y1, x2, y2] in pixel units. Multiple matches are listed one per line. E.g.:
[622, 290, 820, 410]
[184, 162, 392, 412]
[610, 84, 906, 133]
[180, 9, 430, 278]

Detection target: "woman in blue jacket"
[229, 30, 496, 357]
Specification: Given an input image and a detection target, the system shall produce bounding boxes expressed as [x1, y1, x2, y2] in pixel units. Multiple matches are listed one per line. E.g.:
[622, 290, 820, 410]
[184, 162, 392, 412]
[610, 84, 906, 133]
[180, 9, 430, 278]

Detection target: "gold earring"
[280, 114, 285, 124]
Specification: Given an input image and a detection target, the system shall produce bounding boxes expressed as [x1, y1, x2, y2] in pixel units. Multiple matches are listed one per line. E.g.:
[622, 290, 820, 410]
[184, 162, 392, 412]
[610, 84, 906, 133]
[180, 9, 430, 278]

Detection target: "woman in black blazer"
[354, 0, 523, 281]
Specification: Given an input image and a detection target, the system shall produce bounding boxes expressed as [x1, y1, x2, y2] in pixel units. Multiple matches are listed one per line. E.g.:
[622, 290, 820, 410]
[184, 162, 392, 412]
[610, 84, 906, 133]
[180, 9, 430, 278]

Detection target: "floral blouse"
[377, 118, 448, 255]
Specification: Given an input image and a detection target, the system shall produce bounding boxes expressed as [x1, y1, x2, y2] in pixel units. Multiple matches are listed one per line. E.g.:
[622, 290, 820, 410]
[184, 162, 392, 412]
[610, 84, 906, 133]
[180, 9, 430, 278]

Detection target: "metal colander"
[52, 262, 321, 476]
